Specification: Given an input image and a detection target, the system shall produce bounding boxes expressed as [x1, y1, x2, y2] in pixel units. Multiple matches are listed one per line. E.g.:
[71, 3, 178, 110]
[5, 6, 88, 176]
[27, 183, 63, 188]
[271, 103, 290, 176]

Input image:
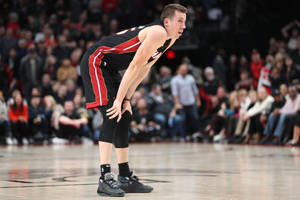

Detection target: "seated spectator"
[9, 93, 29, 145]
[168, 108, 185, 141]
[73, 94, 92, 141]
[222, 91, 241, 140]
[259, 89, 286, 144]
[28, 95, 46, 144]
[235, 70, 252, 91]
[158, 65, 172, 93]
[288, 111, 300, 146]
[56, 100, 88, 143]
[130, 98, 160, 142]
[202, 66, 219, 95]
[242, 87, 274, 144]
[269, 66, 286, 92]
[280, 83, 289, 99]
[65, 79, 77, 100]
[92, 110, 103, 143]
[56, 58, 77, 83]
[285, 56, 300, 84]
[271, 86, 300, 145]
[230, 90, 257, 144]
[43, 95, 56, 142]
[54, 84, 68, 105]
[0, 91, 11, 145]
[41, 73, 53, 97]
[147, 84, 173, 138]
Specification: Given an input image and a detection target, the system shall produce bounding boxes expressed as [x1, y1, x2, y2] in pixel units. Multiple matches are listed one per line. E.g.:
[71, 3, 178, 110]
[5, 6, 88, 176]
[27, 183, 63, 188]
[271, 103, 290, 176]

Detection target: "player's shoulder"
[145, 25, 167, 39]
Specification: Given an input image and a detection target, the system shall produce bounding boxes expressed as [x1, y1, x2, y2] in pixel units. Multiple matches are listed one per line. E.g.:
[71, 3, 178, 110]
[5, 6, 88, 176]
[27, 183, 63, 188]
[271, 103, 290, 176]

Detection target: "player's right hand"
[122, 100, 132, 115]
[107, 100, 122, 122]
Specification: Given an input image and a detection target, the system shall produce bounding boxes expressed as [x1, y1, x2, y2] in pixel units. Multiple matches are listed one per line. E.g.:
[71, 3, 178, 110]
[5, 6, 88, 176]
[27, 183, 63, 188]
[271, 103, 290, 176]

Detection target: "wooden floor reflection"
[0, 143, 299, 200]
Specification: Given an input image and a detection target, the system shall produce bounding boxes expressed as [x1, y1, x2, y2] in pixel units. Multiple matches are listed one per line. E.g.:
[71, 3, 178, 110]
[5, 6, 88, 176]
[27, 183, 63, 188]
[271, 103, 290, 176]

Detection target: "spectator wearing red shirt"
[250, 50, 263, 89]
[9, 93, 29, 145]
[6, 12, 20, 38]
[101, 0, 119, 13]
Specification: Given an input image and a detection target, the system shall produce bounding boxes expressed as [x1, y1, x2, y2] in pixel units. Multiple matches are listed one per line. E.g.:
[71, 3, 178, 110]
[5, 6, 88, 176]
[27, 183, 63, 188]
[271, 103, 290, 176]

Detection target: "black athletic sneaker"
[118, 171, 153, 193]
[97, 172, 125, 197]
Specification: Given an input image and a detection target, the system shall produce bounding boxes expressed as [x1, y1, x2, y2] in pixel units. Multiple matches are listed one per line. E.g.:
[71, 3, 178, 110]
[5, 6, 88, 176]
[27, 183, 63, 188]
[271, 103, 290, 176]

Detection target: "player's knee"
[113, 111, 132, 148]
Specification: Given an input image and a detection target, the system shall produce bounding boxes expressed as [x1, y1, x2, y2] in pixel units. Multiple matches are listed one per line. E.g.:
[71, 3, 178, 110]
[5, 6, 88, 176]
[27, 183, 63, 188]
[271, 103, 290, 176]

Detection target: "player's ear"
[163, 18, 169, 27]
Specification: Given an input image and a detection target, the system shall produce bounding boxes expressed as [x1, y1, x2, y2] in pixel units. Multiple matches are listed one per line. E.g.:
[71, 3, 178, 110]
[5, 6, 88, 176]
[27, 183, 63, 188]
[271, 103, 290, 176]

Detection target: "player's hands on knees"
[122, 100, 132, 115]
[107, 100, 122, 122]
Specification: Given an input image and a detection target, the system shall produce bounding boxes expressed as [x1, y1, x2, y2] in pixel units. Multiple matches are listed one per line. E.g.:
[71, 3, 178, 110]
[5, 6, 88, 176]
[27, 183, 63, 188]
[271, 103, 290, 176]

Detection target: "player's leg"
[80, 51, 124, 197]
[96, 77, 125, 197]
[113, 111, 153, 193]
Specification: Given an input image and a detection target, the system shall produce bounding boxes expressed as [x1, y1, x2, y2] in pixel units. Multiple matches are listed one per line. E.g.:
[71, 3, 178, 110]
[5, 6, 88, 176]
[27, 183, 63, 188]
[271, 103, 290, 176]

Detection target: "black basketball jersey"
[89, 22, 171, 71]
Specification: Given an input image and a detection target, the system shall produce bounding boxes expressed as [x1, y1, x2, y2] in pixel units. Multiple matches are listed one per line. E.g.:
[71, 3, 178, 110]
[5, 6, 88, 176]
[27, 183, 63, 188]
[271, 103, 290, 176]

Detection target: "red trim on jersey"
[85, 37, 141, 109]
[86, 49, 109, 109]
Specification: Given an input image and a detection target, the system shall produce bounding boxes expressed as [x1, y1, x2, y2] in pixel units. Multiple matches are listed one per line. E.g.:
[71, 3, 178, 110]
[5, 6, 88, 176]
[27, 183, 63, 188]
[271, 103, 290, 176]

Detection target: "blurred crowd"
[0, 0, 299, 147]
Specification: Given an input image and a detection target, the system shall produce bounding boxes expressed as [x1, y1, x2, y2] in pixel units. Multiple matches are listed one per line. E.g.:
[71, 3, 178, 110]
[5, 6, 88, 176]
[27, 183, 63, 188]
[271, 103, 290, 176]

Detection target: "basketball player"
[80, 4, 187, 197]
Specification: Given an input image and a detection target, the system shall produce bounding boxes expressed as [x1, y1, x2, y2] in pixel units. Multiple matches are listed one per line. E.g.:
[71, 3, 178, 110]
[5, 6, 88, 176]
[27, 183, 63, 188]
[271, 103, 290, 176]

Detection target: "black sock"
[118, 162, 131, 177]
[100, 164, 111, 178]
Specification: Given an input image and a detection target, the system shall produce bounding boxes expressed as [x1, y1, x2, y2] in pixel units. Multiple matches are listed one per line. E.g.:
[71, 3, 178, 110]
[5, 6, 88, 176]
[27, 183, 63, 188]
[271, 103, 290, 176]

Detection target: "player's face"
[166, 10, 186, 39]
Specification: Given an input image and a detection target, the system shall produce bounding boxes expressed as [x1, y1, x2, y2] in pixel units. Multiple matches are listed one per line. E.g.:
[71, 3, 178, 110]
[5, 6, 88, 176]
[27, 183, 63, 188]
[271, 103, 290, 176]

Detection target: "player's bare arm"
[106, 27, 168, 122]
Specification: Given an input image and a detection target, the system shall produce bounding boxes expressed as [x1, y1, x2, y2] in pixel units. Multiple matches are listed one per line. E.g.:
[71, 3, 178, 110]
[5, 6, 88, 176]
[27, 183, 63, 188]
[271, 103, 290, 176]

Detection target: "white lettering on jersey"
[151, 51, 162, 60]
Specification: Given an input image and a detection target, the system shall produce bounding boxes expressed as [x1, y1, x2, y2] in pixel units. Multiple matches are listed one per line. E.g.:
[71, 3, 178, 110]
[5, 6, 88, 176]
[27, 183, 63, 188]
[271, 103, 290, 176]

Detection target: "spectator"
[269, 66, 286, 92]
[43, 95, 56, 142]
[230, 90, 257, 144]
[44, 55, 57, 79]
[242, 87, 274, 144]
[65, 79, 77, 100]
[212, 49, 227, 86]
[235, 70, 253, 91]
[285, 56, 300, 84]
[53, 35, 72, 63]
[147, 84, 173, 138]
[0, 28, 17, 58]
[227, 54, 239, 91]
[258, 54, 273, 94]
[289, 112, 300, 146]
[28, 95, 46, 144]
[202, 66, 219, 95]
[56, 100, 88, 143]
[171, 63, 201, 141]
[9, 93, 29, 145]
[0, 54, 10, 98]
[19, 48, 44, 100]
[281, 20, 300, 51]
[158, 65, 172, 92]
[168, 108, 185, 141]
[0, 91, 11, 145]
[239, 55, 249, 73]
[54, 84, 68, 105]
[250, 50, 263, 89]
[130, 98, 160, 142]
[41, 73, 53, 97]
[57, 58, 78, 83]
[290, 39, 300, 65]
[272, 86, 300, 145]
[182, 56, 203, 86]
[280, 83, 289, 99]
[260, 89, 286, 144]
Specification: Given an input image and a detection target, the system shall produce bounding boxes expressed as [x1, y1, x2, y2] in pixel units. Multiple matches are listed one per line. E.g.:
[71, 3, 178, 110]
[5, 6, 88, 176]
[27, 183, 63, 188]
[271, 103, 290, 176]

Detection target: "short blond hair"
[160, 4, 187, 22]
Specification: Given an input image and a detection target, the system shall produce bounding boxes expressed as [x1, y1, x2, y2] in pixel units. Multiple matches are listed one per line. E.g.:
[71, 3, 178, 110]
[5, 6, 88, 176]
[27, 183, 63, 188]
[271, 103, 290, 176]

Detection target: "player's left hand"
[107, 100, 122, 122]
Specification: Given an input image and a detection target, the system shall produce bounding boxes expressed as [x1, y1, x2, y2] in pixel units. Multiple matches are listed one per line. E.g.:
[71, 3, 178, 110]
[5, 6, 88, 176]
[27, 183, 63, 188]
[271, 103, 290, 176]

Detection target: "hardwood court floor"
[0, 143, 299, 200]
